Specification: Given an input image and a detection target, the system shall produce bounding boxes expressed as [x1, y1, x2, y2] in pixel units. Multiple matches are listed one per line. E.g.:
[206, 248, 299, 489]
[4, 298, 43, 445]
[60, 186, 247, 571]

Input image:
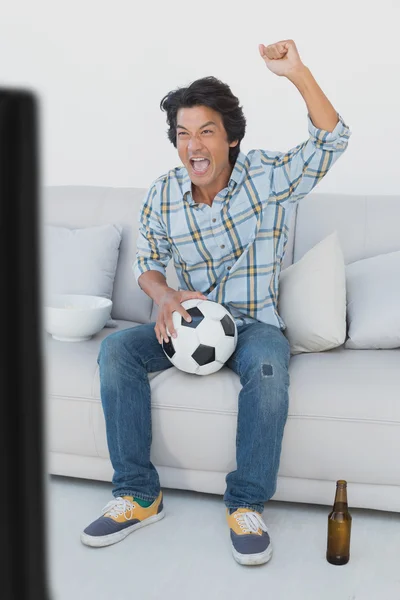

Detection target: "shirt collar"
[181, 150, 247, 204]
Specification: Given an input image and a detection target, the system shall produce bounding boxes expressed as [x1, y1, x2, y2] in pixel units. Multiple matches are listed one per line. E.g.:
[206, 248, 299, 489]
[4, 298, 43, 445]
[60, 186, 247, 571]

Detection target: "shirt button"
[212, 218, 216, 223]
[220, 244, 225, 249]
[227, 266, 231, 270]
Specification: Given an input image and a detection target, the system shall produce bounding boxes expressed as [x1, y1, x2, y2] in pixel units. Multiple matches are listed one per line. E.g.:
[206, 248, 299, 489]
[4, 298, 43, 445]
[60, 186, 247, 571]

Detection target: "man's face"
[176, 105, 238, 187]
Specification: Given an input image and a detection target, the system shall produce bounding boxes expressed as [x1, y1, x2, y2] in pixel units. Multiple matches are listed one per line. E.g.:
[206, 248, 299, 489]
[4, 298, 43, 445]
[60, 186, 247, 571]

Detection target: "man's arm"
[133, 183, 207, 342]
[138, 270, 171, 305]
[133, 183, 173, 285]
[287, 65, 338, 132]
[258, 40, 351, 205]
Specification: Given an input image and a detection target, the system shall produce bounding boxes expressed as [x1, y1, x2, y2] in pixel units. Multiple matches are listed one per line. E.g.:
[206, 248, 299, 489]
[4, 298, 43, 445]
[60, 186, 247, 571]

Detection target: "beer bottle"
[326, 480, 352, 565]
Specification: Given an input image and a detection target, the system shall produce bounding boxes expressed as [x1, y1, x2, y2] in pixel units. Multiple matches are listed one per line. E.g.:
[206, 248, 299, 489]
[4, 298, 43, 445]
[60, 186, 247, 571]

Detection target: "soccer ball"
[162, 299, 238, 376]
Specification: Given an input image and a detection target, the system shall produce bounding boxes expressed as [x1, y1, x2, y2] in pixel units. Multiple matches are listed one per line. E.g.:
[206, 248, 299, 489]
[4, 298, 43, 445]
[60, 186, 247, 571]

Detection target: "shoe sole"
[80, 508, 165, 548]
[231, 542, 273, 566]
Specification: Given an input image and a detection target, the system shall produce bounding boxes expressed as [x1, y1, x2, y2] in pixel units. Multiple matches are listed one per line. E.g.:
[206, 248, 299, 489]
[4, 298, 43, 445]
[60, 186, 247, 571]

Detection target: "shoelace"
[101, 497, 136, 520]
[234, 511, 269, 535]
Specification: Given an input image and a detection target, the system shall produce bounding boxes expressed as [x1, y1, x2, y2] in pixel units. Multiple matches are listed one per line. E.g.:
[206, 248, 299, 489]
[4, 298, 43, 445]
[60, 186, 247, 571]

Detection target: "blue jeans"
[97, 320, 291, 514]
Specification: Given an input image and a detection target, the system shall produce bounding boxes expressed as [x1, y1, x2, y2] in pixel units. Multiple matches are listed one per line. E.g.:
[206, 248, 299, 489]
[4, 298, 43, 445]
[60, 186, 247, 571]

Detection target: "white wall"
[1, 0, 399, 194]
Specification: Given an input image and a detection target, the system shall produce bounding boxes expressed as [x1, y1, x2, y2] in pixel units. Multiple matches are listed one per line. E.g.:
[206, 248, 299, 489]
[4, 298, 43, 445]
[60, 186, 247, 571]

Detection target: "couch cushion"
[287, 347, 400, 422]
[93, 345, 400, 484]
[141, 347, 400, 484]
[44, 319, 163, 400]
[345, 250, 400, 349]
[44, 319, 161, 458]
[294, 193, 400, 264]
[46, 318, 400, 483]
[281, 347, 400, 485]
[278, 232, 346, 354]
[43, 223, 122, 304]
[145, 346, 400, 432]
[41, 186, 152, 323]
[46, 330, 400, 427]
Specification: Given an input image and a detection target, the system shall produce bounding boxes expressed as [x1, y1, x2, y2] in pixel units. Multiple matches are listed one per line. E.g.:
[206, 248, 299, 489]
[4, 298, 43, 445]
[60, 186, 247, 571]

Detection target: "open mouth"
[190, 158, 211, 176]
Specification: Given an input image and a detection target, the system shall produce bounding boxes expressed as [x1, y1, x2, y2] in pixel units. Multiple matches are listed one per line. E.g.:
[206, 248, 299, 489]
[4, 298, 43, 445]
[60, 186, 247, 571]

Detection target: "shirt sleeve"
[132, 183, 172, 283]
[261, 113, 351, 207]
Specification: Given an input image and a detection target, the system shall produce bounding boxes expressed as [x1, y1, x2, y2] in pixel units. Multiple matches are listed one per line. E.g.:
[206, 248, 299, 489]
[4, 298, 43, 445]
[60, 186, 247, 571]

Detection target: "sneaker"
[226, 507, 273, 565]
[81, 491, 164, 548]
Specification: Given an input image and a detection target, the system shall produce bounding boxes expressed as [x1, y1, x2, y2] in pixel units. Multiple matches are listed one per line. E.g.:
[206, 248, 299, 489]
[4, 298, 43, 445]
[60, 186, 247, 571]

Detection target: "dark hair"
[160, 76, 246, 166]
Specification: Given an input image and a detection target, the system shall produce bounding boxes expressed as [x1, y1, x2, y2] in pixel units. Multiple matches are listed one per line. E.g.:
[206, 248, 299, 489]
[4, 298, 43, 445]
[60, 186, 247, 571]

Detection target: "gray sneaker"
[226, 507, 273, 565]
[81, 492, 164, 548]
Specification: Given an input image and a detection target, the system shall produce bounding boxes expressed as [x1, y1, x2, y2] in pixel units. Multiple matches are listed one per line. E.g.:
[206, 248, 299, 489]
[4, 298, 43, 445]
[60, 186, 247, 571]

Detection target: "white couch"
[42, 186, 400, 513]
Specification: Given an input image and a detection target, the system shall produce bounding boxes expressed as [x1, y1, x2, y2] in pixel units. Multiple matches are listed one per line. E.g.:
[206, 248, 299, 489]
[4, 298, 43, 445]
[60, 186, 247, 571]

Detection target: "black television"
[0, 88, 50, 600]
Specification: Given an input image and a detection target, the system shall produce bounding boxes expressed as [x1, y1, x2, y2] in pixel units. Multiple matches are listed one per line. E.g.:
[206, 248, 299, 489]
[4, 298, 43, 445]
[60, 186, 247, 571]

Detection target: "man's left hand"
[259, 40, 305, 77]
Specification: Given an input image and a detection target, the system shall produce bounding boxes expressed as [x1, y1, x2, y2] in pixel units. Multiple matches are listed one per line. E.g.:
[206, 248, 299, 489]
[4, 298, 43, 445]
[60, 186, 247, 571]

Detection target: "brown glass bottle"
[326, 480, 352, 565]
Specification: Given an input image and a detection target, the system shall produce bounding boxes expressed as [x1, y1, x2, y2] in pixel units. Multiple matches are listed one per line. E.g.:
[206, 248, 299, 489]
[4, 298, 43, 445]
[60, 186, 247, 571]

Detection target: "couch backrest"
[44, 187, 399, 325]
[294, 192, 400, 264]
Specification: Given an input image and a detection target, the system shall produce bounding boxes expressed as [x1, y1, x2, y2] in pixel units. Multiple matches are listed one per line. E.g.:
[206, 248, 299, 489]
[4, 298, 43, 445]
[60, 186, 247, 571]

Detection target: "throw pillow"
[43, 224, 122, 326]
[278, 231, 346, 354]
[345, 250, 400, 349]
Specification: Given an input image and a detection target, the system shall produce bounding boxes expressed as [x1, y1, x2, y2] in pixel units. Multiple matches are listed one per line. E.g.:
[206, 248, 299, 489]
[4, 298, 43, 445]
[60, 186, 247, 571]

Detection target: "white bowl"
[44, 294, 113, 342]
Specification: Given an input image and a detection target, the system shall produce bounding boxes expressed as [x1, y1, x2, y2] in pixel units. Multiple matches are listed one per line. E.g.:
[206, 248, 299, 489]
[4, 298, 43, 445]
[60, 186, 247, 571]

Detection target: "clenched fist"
[259, 40, 304, 77]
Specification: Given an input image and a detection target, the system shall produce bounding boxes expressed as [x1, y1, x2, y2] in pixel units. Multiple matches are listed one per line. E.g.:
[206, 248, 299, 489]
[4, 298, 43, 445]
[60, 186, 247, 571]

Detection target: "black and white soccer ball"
[162, 299, 238, 376]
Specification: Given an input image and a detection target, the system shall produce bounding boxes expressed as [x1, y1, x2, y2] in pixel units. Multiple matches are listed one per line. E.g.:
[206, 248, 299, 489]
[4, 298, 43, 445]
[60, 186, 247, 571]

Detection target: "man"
[81, 40, 351, 566]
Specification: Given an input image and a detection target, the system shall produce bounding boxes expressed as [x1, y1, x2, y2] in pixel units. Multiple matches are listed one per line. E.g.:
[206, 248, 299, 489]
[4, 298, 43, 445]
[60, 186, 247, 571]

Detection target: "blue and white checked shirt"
[133, 114, 351, 330]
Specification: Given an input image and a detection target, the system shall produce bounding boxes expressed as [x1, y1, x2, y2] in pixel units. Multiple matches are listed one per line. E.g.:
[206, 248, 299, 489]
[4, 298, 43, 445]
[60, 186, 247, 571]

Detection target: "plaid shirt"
[133, 114, 351, 329]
